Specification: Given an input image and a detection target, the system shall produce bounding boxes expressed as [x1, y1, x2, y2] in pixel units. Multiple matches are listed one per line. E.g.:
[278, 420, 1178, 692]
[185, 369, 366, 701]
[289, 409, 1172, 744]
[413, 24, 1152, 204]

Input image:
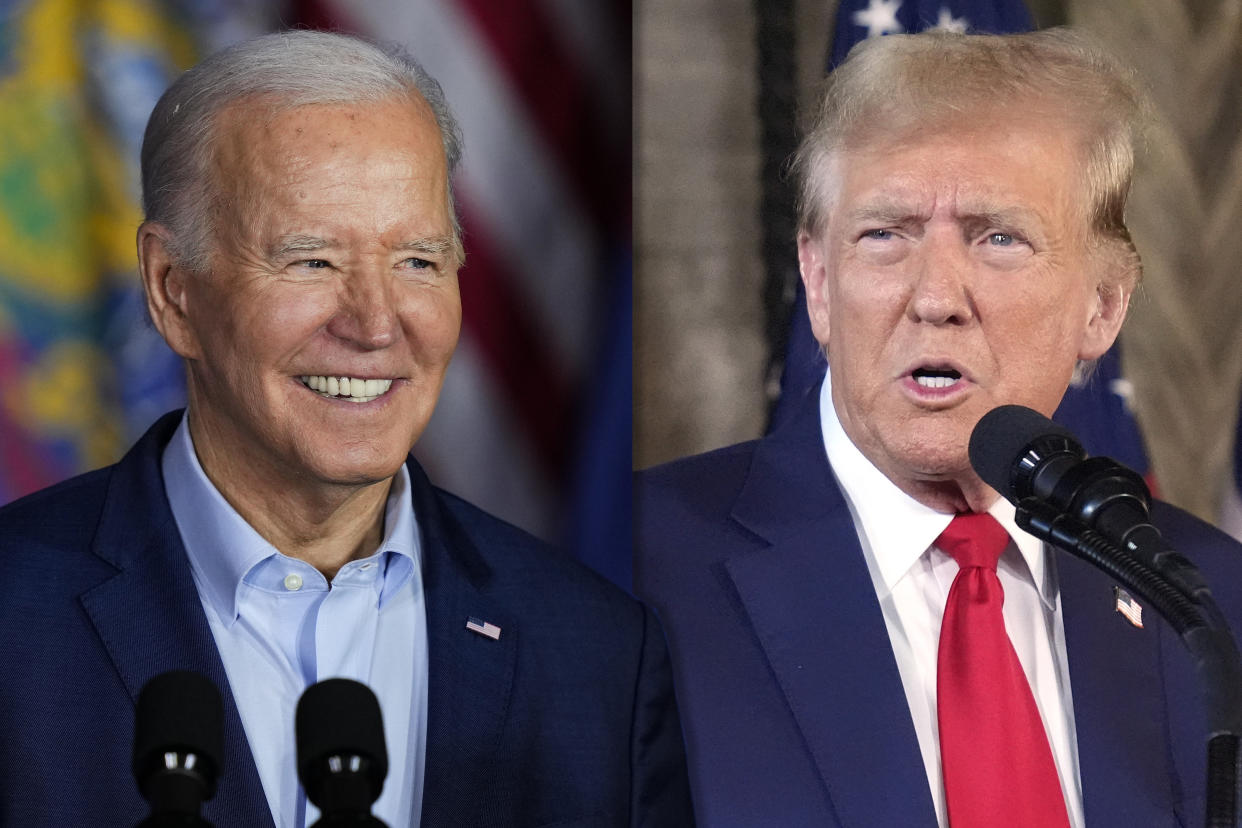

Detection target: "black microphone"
[296, 678, 389, 827]
[969, 404, 1151, 541]
[969, 404, 1208, 598]
[132, 671, 223, 827]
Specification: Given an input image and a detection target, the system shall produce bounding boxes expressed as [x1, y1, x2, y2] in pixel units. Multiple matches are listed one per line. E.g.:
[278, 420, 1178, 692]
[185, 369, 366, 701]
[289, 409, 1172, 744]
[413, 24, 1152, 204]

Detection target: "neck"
[234, 481, 390, 580]
[187, 413, 393, 580]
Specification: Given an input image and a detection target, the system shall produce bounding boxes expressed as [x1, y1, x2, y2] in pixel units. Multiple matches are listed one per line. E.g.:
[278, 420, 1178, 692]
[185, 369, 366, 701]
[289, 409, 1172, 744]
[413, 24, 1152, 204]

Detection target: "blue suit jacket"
[0, 412, 692, 828]
[637, 384, 1242, 827]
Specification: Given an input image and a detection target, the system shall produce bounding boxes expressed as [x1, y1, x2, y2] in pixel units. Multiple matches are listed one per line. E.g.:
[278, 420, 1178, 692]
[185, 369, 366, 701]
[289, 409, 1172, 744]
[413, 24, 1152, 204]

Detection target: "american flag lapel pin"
[1113, 587, 1144, 629]
[466, 616, 502, 640]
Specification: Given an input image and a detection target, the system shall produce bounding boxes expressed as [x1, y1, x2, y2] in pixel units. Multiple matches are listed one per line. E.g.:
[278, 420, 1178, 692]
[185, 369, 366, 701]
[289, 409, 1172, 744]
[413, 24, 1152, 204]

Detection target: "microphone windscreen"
[296, 678, 388, 785]
[133, 670, 224, 785]
[969, 404, 1078, 497]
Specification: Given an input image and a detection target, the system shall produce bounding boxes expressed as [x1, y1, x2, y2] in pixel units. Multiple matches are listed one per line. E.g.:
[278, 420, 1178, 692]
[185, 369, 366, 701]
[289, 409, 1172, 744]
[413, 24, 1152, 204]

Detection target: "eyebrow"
[267, 235, 458, 259]
[846, 203, 930, 226]
[961, 207, 1042, 228]
[268, 235, 338, 259]
[845, 202, 1043, 230]
[392, 236, 457, 256]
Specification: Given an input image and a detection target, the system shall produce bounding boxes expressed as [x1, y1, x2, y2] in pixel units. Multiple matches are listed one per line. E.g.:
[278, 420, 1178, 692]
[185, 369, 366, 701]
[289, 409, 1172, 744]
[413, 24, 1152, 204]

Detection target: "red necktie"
[936, 512, 1071, 828]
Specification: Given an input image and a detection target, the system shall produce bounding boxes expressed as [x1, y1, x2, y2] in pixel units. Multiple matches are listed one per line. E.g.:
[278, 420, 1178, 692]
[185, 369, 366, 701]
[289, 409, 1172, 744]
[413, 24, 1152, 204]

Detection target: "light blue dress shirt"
[162, 415, 427, 828]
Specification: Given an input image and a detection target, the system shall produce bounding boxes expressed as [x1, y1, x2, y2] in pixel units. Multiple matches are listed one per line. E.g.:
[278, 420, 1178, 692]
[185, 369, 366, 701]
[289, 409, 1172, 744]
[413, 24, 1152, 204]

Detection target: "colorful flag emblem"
[465, 617, 502, 641]
[1113, 587, 1144, 629]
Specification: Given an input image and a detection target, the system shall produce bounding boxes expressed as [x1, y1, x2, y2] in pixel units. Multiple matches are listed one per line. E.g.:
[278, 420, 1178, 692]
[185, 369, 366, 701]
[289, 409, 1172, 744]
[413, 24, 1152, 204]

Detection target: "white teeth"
[298, 376, 394, 401]
[915, 375, 957, 389]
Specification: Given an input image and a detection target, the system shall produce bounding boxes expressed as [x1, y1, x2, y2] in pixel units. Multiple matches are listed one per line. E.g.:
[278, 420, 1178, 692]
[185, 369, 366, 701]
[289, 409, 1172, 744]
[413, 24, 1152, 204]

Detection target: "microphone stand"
[1018, 498, 1242, 828]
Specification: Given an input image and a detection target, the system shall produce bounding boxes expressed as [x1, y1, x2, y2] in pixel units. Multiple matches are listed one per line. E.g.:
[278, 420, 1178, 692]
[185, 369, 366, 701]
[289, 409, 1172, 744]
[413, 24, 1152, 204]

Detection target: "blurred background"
[6, 0, 1242, 574]
[635, 0, 1242, 539]
[0, 0, 632, 585]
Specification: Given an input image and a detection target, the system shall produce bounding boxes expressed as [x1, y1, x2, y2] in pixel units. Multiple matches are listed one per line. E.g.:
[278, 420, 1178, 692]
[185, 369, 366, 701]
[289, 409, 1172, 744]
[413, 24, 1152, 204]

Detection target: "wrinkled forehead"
[208, 93, 444, 195]
[816, 99, 1094, 224]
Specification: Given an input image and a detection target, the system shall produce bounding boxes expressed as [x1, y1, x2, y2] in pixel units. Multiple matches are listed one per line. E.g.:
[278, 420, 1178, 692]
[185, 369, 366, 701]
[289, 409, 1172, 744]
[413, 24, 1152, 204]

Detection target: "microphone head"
[969, 404, 1083, 501]
[296, 678, 388, 810]
[132, 670, 224, 803]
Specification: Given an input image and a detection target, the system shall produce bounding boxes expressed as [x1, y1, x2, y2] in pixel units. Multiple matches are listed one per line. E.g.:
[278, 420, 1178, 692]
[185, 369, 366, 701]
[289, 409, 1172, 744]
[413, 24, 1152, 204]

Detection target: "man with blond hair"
[639, 28, 1242, 827]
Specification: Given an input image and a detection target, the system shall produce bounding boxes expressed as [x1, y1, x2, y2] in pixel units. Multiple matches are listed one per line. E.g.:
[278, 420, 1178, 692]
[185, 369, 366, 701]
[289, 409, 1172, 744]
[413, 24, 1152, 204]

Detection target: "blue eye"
[988, 233, 1015, 246]
[863, 229, 893, 241]
[401, 257, 432, 269]
[300, 259, 331, 269]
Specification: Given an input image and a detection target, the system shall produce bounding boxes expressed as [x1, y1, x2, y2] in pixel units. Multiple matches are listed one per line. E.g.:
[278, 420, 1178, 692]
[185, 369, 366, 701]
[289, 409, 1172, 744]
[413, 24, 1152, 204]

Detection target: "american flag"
[465, 616, 502, 640]
[1113, 587, 1144, 629]
[296, 1, 631, 564]
[828, 0, 1030, 68]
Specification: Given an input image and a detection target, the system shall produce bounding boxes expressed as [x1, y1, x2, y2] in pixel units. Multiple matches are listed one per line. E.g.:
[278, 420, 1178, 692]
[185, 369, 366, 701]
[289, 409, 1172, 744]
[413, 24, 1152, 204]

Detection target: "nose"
[325, 264, 401, 349]
[907, 231, 975, 326]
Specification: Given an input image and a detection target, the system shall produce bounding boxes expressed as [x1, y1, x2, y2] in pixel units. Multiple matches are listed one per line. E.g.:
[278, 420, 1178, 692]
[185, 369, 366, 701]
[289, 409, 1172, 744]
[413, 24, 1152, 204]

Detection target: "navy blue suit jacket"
[637, 384, 1242, 827]
[0, 411, 692, 827]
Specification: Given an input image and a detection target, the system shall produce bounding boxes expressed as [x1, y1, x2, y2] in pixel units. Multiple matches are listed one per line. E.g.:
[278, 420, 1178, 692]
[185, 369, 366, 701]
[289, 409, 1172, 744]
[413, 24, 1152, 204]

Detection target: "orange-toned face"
[166, 96, 461, 495]
[799, 112, 1128, 501]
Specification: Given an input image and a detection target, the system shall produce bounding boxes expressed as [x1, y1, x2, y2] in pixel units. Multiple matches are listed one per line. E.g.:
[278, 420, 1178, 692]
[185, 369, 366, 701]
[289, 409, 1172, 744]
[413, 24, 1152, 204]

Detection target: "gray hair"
[141, 29, 465, 270]
[793, 27, 1149, 288]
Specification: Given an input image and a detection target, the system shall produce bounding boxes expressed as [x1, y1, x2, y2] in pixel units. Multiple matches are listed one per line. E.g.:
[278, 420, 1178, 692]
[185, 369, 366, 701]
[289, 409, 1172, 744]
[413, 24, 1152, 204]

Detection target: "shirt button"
[284, 573, 303, 591]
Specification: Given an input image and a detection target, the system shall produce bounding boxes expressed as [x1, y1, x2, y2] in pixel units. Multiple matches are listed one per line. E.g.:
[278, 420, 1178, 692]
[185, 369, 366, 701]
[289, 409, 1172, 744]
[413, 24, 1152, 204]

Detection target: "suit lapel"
[1058, 550, 1181, 825]
[78, 412, 273, 826]
[725, 387, 937, 827]
[411, 462, 518, 828]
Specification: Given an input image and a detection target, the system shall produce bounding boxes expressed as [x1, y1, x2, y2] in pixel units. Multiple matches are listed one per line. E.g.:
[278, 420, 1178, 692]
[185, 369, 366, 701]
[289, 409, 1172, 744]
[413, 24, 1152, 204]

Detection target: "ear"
[137, 222, 202, 360]
[1077, 279, 1132, 361]
[797, 230, 832, 347]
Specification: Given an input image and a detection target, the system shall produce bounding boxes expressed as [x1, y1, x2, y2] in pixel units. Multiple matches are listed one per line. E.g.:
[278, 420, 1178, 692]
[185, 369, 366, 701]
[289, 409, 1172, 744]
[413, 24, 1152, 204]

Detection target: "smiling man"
[0, 31, 691, 827]
[637, 28, 1242, 828]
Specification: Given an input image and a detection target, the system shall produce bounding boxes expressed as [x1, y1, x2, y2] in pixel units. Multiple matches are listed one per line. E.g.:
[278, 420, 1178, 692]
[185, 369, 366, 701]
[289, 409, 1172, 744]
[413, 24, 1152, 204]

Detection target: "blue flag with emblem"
[0, 2, 269, 506]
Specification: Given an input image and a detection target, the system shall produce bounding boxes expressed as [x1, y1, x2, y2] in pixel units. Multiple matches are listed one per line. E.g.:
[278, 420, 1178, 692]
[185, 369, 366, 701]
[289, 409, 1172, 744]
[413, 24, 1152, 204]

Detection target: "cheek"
[828, 272, 904, 355]
[263, 291, 337, 336]
[227, 288, 337, 366]
[983, 304, 1084, 406]
[183, 282, 262, 369]
[402, 281, 462, 362]
[1010, 288, 1093, 354]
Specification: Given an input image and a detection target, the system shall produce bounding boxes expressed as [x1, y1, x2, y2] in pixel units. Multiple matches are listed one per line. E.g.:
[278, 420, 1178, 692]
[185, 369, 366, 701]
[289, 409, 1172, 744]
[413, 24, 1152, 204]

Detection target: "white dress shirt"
[162, 414, 428, 828]
[818, 377, 1085, 828]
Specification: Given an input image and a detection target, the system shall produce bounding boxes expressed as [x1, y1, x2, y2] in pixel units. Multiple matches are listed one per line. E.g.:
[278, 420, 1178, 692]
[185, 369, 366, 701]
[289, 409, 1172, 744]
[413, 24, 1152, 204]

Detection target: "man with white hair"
[638, 28, 1242, 827]
[0, 31, 691, 827]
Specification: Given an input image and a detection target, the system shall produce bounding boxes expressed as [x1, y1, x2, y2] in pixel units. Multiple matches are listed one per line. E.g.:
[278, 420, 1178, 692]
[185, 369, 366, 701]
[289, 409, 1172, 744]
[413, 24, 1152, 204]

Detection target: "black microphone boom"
[132, 670, 223, 828]
[296, 678, 389, 827]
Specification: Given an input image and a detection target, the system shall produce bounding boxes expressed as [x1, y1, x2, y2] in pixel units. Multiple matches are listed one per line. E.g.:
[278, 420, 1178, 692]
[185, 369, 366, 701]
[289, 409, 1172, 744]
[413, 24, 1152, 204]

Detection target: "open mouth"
[911, 367, 962, 389]
[298, 375, 393, 403]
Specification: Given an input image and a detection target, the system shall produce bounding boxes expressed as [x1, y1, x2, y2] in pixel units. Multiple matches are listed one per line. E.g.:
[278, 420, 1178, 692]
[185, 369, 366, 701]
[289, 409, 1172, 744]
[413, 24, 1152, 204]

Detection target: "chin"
[309, 446, 411, 489]
[887, 423, 973, 479]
